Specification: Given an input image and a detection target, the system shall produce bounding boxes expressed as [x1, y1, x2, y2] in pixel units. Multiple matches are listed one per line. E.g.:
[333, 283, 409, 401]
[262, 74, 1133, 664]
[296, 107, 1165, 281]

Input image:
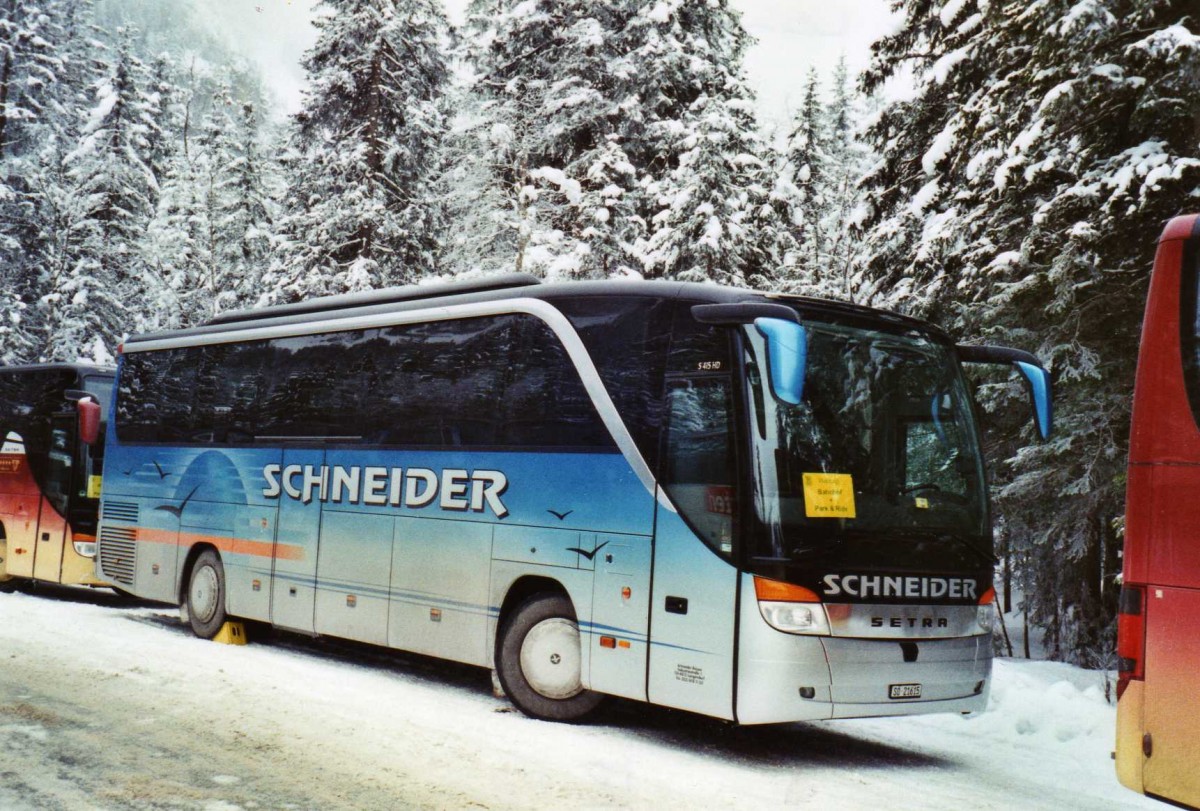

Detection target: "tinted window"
[259, 330, 378, 440]
[659, 306, 737, 558]
[0, 369, 76, 430]
[0, 368, 78, 492]
[83, 375, 114, 415]
[504, 317, 614, 449]
[662, 377, 736, 556]
[556, 296, 671, 468]
[116, 315, 614, 452]
[353, 318, 512, 446]
[117, 349, 196, 442]
[1182, 240, 1200, 429]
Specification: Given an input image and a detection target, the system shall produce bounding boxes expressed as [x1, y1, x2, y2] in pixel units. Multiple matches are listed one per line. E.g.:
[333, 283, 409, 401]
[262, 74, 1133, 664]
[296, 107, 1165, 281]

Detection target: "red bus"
[1117, 214, 1200, 808]
[0, 364, 111, 590]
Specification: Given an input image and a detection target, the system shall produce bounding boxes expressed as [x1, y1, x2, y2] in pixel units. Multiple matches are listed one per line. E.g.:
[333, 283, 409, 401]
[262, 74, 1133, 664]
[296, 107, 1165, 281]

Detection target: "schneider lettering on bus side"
[262, 464, 509, 518]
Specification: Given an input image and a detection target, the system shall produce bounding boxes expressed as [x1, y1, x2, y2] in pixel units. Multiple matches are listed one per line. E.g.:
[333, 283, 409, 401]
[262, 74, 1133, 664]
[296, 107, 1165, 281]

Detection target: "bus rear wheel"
[496, 593, 603, 722]
[186, 549, 227, 639]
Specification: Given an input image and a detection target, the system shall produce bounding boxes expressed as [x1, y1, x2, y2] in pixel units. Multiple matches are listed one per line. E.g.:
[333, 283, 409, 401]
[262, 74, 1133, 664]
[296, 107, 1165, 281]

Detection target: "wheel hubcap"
[520, 617, 583, 700]
[190, 565, 219, 624]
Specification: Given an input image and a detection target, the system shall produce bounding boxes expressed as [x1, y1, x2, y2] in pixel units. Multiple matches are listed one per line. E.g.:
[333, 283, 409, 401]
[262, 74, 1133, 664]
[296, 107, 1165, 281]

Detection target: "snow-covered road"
[0, 586, 1160, 810]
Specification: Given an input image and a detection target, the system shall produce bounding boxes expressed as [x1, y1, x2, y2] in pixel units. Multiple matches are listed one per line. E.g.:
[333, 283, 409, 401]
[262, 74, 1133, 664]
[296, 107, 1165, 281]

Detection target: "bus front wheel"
[186, 549, 227, 639]
[496, 593, 603, 722]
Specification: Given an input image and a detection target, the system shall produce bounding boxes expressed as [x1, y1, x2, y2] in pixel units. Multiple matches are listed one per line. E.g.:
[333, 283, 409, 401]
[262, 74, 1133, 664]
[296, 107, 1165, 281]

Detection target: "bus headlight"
[73, 541, 96, 558]
[753, 576, 832, 636]
[759, 601, 832, 636]
[976, 586, 996, 633]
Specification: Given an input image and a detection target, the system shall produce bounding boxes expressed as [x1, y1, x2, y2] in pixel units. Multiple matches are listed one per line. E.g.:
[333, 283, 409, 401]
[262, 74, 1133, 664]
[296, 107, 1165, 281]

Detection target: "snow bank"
[0, 589, 1159, 810]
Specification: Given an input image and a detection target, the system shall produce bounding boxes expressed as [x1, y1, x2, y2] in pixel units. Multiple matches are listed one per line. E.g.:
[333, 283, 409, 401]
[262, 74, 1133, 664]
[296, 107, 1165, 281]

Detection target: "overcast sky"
[206, 0, 896, 128]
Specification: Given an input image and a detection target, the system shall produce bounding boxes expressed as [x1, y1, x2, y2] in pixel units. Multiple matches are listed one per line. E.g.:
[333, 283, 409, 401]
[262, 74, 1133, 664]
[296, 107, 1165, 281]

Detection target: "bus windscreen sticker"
[802, 472, 856, 519]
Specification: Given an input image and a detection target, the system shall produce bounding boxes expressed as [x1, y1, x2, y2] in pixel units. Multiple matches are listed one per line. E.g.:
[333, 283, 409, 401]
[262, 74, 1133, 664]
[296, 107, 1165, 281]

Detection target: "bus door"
[0, 441, 39, 580]
[32, 414, 75, 582]
[0, 433, 39, 579]
[646, 375, 740, 721]
[1142, 585, 1200, 802]
[271, 448, 324, 633]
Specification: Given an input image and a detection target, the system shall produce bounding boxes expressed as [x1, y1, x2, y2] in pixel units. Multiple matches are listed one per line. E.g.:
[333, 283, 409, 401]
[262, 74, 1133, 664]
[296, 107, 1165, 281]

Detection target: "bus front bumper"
[736, 605, 992, 724]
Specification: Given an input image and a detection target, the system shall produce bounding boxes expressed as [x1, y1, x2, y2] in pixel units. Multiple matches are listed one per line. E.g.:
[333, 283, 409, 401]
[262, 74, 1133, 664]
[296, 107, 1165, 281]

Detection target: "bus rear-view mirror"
[957, 345, 1053, 440]
[1014, 361, 1053, 441]
[754, 317, 807, 406]
[78, 398, 101, 445]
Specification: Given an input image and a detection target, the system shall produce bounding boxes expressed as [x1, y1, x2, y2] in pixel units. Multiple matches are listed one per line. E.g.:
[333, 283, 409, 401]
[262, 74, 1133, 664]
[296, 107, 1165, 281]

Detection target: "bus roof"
[123, 277, 949, 349]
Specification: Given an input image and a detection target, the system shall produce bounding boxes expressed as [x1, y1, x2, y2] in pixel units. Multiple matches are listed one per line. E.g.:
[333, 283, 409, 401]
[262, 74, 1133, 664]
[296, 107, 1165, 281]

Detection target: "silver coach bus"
[96, 275, 1050, 723]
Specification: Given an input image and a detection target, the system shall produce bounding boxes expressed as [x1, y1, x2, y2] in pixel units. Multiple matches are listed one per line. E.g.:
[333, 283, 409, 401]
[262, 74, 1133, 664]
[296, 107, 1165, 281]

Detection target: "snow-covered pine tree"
[0, 1, 59, 159]
[42, 26, 161, 358]
[0, 0, 106, 362]
[814, 56, 874, 300]
[786, 67, 827, 278]
[858, 0, 1200, 664]
[454, 0, 792, 282]
[141, 81, 241, 329]
[142, 52, 180, 186]
[0, 0, 77, 362]
[639, 91, 783, 289]
[571, 134, 644, 278]
[220, 100, 276, 307]
[268, 0, 450, 301]
[634, 1, 795, 286]
[451, 0, 627, 278]
[28, 143, 124, 364]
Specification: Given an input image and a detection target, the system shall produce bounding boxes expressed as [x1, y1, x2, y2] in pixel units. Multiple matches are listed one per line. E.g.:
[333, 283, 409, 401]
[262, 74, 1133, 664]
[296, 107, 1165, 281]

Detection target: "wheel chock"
[213, 621, 248, 645]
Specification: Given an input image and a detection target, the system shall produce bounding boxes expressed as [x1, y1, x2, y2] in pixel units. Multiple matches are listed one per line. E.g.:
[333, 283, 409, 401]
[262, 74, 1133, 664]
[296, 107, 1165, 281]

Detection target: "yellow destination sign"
[802, 473, 857, 519]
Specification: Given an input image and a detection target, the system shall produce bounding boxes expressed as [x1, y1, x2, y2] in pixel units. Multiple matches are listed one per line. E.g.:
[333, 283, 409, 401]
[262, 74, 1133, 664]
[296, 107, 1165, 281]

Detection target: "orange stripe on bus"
[132, 527, 306, 561]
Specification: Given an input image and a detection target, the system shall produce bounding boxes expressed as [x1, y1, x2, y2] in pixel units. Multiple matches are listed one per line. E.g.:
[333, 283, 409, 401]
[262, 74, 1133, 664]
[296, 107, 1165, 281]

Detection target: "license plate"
[889, 683, 922, 699]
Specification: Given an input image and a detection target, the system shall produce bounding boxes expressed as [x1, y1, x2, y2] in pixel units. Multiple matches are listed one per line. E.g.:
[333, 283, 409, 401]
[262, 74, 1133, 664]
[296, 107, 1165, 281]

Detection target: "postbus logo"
[261, 464, 510, 518]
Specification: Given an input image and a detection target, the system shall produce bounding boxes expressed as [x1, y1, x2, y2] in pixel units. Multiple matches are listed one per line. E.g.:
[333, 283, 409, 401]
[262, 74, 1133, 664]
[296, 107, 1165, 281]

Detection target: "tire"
[496, 593, 604, 722]
[185, 549, 227, 639]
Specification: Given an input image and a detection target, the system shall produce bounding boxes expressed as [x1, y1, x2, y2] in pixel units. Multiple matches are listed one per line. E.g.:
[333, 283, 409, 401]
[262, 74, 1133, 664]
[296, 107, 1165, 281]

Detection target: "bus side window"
[375, 318, 514, 447]
[554, 296, 672, 468]
[259, 333, 347, 440]
[502, 317, 613, 450]
[1181, 242, 1200, 431]
[661, 307, 738, 558]
[44, 425, 72, 515]
[662, 378, 736, 557]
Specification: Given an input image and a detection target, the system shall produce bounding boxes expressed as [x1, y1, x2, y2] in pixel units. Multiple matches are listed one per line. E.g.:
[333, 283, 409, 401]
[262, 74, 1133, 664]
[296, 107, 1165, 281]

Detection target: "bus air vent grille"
[102, 501, 139, 524]
[98, 526, 137, 584]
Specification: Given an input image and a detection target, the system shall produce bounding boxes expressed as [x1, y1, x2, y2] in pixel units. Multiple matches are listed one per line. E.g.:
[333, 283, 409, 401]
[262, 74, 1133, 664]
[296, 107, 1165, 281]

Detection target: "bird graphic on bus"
[149, 450, 251, 523]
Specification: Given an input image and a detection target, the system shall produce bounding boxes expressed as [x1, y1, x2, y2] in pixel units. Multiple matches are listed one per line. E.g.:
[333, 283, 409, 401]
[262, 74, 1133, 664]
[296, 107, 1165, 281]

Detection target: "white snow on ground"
[0, 586, 1160, 810]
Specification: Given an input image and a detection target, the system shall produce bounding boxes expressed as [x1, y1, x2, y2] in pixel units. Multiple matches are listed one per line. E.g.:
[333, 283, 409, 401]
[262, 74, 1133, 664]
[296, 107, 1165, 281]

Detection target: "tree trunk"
[1023, 602, 1031, 659]
[0, 0, 20, 160]
[1002, 533, 1012, 613]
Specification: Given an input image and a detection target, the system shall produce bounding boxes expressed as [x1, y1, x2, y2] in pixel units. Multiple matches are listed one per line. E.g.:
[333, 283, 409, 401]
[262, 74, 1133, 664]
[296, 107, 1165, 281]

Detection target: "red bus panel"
[1119, 213, 1200, 809]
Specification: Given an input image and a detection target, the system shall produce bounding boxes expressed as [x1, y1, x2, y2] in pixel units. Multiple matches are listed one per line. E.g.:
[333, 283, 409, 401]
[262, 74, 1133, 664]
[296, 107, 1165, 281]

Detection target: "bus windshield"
[743, 320, 989, 575]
